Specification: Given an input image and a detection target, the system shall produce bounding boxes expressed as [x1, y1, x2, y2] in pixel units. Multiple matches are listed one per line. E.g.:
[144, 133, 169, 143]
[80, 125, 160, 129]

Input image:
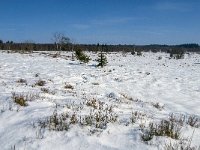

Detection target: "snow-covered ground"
[0, 51, 200, 150]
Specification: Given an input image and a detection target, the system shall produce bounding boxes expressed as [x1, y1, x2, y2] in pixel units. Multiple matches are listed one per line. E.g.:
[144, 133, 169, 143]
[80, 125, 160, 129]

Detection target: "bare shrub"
[41, 88, 55, 95]
[130, 111, 147, 124]
[16, 78, 27, 84]
[141, 119, 182, 142]
[186, 115, 200, 128]
[64, 83, 74, 90]
[169, 113, 186, 126]
[86, 98, 100, 109]
[52, 52, 60, 58]
[35, 80, 46, 86]
[41, 88, 50, 93]
[12, 92, 28, 106]
[83, 101, 117, 129]
[82, 108, 117, 129]
[38, 100, 117, 132]
[12, 92, 39, 106]
[164, 141, 197, 150]
[38, 111, 70, 131]
[82, 112, 93, 126]
[169, 113, 200, 128]
[130, 112, 137, 124]
[164, 130, 198, 150]
[70, 113, 78, 124]
[120, 93, 133, 101]
[151, 102, 164, 110]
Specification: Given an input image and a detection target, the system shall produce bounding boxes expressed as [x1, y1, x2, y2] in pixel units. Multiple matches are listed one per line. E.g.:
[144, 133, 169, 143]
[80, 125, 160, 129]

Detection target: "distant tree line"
[0, 38, 199, 53]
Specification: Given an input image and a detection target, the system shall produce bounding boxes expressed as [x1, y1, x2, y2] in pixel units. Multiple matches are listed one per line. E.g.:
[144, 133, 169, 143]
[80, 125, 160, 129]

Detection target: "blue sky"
[0, 0, 199, 44]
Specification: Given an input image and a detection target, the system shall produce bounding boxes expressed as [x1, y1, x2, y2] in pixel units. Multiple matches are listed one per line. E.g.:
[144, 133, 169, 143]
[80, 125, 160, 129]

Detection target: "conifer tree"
[97, 45, 107, 67]
[75, 49, 90, 63]
[137, 50, 142, 56]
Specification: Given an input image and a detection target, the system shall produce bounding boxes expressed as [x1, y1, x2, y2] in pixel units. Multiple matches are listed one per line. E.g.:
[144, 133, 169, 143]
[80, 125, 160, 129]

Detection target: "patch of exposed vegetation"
[12, 92, 28, 106]
[64, 83, 74, 90]
[16, 78, 27, 84]
[11, 92, 39, 107]
[141, 119, 182, 142]
[35, 80, 46, 86]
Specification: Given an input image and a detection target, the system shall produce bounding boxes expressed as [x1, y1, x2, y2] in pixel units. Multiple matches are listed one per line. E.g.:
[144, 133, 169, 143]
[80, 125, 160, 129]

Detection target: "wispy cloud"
[71, 24, 90, 30]
[0, 23, 29, 32]
[91, 17, 134, 26]
[5, 28, 17, 31]
[70, 17, 135, 30]
[154, 1, 192, 12]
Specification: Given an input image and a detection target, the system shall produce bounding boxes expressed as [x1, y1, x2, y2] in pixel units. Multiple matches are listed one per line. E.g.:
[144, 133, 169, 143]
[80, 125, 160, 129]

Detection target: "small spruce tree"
[131, 50, 135, 55]
[97, 51, 107, 67]
[136, 50, 142, 56]
[75, 49, 90, 63]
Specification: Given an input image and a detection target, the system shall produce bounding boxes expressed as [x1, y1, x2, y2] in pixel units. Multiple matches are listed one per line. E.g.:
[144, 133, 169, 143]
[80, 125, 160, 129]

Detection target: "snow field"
[0, 51, 200, 150]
